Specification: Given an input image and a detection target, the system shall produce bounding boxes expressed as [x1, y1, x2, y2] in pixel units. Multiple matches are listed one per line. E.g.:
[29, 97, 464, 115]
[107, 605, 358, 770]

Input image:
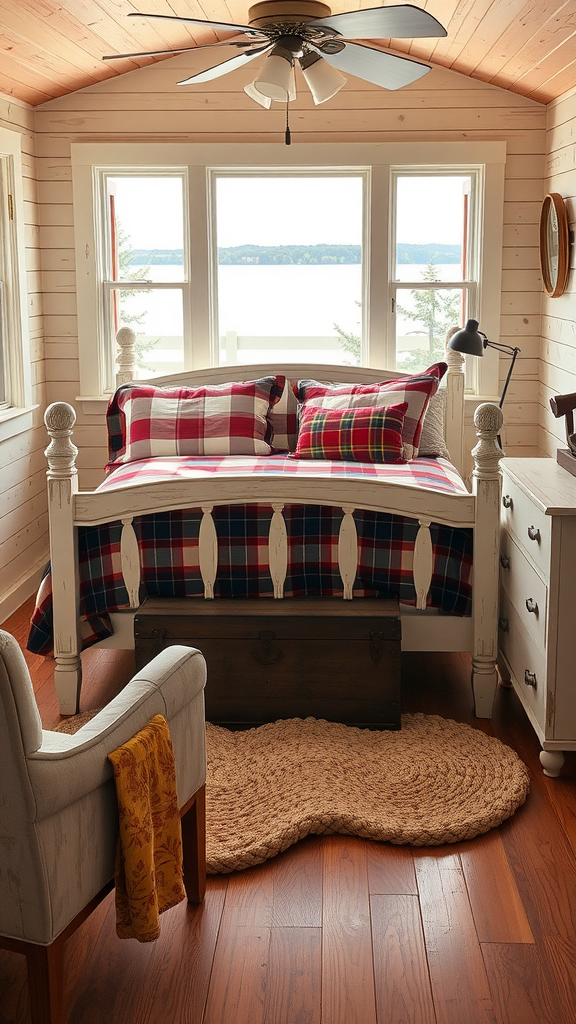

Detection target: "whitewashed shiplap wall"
[0, 95, 47, 621]
[33, 58, 547, 489]
[539, 87, 576, 457]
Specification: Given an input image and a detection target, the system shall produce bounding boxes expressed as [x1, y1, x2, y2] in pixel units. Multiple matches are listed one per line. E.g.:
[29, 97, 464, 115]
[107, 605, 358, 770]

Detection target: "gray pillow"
[418, 387, 450, 459]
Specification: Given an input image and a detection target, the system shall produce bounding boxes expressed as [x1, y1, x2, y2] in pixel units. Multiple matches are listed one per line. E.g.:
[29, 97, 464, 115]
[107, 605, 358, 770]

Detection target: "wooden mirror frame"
[539, 193, 570, 297]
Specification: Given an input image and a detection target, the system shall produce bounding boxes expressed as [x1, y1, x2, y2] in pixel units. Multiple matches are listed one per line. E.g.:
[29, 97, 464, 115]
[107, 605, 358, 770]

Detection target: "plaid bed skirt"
[27, 503, 473, 656]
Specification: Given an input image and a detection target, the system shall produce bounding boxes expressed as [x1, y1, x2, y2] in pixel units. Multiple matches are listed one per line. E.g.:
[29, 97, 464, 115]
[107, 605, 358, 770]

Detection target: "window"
[101, 172, 188, 387]
[0, 128, 33, 434]
[391, 171, 478, 375]
[213, 173, 364, 366]
[72, 142, 505, 406]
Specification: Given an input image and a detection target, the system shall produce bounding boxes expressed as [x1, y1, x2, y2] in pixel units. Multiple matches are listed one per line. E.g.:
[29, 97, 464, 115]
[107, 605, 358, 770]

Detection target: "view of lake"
[124, 263, 459, 336]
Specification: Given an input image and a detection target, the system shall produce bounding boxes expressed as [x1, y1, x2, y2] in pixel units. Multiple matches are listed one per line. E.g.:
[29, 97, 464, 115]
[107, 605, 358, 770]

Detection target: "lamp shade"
[300, 53, 346, 104]
[447, 319, 485, 357]
[244, 81, 272, 108]
[288, 64, 296, 101]
[253, 53, 293, 102]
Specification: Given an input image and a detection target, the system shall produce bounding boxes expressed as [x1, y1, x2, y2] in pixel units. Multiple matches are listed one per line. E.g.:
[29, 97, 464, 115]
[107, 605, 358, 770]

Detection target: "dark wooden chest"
[134, 597, 401, 729]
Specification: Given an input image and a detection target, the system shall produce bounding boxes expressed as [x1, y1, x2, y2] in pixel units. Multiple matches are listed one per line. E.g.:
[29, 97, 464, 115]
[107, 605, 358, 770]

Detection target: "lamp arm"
[496, 347, 520, 409]
[483, 339, 522, 357]
[481, 339, 521, 409]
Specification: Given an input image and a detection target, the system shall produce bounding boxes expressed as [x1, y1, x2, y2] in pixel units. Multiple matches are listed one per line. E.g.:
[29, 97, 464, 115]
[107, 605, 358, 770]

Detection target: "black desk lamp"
[447, 319, 521, 409]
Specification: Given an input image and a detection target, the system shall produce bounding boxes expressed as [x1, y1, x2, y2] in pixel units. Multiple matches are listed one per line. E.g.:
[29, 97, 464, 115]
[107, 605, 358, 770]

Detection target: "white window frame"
[208, 166, 369, 366]
[0, 128, 34, 440]
[72, 141, 505, 409]
[389, 167, 480, 382]
[97, 168, 191, 392]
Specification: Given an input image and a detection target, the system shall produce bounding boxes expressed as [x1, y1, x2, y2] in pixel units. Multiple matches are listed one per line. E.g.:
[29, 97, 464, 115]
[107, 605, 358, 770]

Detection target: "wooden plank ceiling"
[1, 0, 576, 107]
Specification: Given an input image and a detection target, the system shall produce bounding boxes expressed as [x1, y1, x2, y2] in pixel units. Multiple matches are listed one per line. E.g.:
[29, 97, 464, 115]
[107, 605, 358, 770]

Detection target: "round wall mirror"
[539, 193, 570, 297]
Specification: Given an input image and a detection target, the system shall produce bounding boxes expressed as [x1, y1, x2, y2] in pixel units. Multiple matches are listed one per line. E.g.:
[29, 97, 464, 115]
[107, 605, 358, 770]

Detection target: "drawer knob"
[527, 525, 541, 542]
[500, 554, 510, 569]
[498, 617, 509, 632]
[525, 598, 539, 615]
[502, 495, 513, 509]
[524, 669, 537, 688]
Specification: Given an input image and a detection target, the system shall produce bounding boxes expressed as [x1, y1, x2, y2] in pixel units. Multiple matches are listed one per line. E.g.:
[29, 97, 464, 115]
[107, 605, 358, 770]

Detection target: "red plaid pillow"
[106, 376, 285, 468]
[295, 362, 446, 460]
[292, 403, 408, 463]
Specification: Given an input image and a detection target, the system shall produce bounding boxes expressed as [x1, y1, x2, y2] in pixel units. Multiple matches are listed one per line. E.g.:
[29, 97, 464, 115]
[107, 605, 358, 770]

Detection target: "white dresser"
[499, 457, 576, 777]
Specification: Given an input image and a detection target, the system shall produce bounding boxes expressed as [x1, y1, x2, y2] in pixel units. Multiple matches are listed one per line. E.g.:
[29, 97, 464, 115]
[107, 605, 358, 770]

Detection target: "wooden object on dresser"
[134, 596, 401, 729]
[499, 457, 576, 776]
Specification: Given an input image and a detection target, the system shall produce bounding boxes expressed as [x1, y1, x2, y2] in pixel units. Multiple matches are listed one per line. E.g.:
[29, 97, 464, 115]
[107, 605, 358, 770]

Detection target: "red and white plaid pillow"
[106, 376, 285, 468]
[295, 363, 446, 460]
[292, 402, 407, 463]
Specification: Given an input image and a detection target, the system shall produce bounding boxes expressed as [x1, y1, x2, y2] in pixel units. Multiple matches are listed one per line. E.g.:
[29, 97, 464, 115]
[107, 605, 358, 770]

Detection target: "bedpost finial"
[44, 402, 78, 478]
[116, 326, 137, 386]
[445, 327, 465, 372]
[45, 401, 76, 433]
[445, 347, 465, 371]
[474, 402, 503, 436]
[472, 402, 504, 479]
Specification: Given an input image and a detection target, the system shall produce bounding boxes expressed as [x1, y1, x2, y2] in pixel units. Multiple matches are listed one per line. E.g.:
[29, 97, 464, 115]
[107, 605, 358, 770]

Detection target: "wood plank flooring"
[2, 597, 576, 1024]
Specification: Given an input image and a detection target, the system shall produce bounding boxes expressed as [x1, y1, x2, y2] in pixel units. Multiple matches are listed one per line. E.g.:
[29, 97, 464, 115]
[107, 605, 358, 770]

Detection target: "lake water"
[122, 263, 460, 371]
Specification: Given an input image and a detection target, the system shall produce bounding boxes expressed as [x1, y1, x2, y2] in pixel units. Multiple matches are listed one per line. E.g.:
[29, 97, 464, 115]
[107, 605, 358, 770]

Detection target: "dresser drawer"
[501, 474, 551, 578]
[499, 531, 547, 650]
[499, 590, 546, 730]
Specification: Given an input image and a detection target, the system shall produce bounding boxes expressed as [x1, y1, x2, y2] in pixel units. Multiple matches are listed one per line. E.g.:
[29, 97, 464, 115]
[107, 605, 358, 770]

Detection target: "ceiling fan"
[103, 2, 447, 110]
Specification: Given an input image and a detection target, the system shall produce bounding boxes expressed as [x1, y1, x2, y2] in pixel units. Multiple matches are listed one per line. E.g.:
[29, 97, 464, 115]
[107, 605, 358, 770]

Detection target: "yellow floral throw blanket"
[108, 714, 186, 942]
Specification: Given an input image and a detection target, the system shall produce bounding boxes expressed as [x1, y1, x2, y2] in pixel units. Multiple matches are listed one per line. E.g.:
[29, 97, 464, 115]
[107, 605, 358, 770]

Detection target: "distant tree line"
[217, 244, 361, 265]
[127, 242, 461, 266]
[396, 244, 460, 264]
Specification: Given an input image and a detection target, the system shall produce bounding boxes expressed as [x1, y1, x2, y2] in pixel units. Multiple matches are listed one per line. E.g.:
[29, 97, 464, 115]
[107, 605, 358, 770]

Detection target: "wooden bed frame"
[43, 335, 504, 718]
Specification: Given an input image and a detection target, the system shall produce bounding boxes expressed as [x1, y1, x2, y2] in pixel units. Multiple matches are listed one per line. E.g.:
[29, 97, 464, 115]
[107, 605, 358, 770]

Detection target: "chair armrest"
[27, 646, 206, 821]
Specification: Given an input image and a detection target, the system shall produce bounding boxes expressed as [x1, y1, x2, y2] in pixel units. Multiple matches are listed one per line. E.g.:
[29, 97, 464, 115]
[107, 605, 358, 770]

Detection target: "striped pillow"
[106, 376, 285, 468]
[295, 362, 446, 460]
[292, 403, 408, 463]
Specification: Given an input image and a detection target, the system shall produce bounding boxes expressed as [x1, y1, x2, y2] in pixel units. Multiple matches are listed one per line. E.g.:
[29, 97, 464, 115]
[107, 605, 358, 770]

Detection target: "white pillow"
[418, 388, 450, 460]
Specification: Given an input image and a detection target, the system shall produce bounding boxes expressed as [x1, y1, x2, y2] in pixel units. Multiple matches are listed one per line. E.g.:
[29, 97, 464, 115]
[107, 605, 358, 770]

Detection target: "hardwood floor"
[2, 597, 576, 1024]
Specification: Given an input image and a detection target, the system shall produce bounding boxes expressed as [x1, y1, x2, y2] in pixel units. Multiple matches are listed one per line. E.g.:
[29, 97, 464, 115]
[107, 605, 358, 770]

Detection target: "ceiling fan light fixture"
[299, 51, 346, 103]
[288, 64, 297, 101]
[253, 51, 293, 101]
[244, 80, 272, 107]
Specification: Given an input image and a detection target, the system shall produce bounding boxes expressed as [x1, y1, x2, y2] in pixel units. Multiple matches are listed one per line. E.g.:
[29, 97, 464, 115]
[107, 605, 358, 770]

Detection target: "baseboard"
[0, 557, 47, 625]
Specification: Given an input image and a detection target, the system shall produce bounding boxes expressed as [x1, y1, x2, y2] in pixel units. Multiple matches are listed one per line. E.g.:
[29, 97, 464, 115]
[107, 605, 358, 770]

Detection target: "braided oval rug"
[54, 711, 530, 875]
[205, 714, 529, 875]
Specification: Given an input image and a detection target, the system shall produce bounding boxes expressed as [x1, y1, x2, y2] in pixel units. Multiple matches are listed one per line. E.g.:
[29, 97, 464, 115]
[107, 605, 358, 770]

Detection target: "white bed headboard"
[115, 329, 466, 476]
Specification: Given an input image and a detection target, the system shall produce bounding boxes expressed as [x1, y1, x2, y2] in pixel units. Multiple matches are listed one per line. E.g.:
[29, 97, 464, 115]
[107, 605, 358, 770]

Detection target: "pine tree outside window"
[390, 172, 479, 377]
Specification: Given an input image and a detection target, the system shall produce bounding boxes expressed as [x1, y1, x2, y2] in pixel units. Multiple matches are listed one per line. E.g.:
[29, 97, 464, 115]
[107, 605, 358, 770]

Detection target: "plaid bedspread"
[99, 451, 469, 491]
[27, 455, 473, 655]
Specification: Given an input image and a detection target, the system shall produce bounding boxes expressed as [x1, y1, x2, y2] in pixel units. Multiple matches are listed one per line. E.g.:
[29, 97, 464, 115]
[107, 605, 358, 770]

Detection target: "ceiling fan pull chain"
[285, 99, 291, 146]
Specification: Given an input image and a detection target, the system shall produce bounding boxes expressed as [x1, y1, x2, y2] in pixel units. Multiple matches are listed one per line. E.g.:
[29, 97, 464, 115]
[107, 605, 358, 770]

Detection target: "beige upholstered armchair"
[0, 630, 207, 1024]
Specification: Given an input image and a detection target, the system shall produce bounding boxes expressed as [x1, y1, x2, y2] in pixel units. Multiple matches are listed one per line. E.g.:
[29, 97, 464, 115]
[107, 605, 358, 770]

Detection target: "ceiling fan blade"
[127, 12, 265, 37]
[177, 44, 273, 85]
[319, 41, 431, 90]
[308, 4, 446, 39]
[103, 38, 255, 61]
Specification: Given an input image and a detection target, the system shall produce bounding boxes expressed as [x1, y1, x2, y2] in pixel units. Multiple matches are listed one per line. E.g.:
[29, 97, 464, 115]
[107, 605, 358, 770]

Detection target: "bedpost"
[44, 402, 82, 716]
[470, 402, 504, 718]
[444, 348, 465, 477]
[116, 326, 137, 386]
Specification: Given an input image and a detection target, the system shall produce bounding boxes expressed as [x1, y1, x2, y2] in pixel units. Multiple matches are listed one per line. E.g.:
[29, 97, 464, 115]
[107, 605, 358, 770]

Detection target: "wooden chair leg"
[1, 882, 114, 1024]
[26, 937, 65, 1024]
[180, 784, 206, 904]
